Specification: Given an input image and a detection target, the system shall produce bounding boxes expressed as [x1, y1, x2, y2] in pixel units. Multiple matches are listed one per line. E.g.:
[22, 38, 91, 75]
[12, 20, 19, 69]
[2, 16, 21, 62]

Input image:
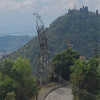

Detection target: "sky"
[0, 0, 100, 36]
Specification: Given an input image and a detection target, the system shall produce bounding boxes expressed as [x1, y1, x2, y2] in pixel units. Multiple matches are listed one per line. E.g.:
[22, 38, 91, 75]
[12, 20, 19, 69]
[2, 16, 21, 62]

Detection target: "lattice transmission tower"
[34, 13, 49, 85]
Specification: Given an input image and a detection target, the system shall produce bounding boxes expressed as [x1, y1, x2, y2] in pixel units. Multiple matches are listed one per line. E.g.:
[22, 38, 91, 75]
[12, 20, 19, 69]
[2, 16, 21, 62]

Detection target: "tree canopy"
[51, 49, 80, 81]
[70, 58, 100, 100]
[0, 58, 37, 100]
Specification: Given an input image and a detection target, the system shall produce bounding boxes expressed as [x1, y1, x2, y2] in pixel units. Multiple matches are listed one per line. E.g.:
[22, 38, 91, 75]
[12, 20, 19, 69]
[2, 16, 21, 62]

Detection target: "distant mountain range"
[0, 35, 32, 58]
[4, 7, 100, 64]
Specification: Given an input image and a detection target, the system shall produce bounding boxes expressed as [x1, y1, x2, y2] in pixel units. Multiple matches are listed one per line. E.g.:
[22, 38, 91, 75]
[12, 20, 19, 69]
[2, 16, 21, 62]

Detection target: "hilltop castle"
[68, 6, 99, 15]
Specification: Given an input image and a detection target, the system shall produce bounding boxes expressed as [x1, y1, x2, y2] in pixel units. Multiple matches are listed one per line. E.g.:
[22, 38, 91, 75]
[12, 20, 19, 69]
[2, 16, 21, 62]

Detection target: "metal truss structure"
[67, 35, 73, 49]
[34, 13, 49, 85]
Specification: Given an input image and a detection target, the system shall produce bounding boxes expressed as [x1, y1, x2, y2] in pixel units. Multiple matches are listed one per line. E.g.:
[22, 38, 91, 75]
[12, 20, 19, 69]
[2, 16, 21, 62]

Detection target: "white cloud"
[41, 0, 54, 3]
[84, 0, 91, 4]
[60, 0, 76, 9]
[0, 0, 36, 13]
[40, 0, 78, 15]
[95, 5, 100, 11]
[23, 1, 34, 6]
[0, 0, 99, 19]
[9, 2, 21, 10]
[0, 0, 79, 14]
[0, 0, 100, 34]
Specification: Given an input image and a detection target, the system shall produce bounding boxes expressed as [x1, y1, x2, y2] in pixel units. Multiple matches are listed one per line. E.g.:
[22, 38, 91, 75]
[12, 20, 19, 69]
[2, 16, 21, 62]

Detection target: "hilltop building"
[96, 10, 99, 15]
[68, 6, 99, 15]
[80, 6, 88, 13]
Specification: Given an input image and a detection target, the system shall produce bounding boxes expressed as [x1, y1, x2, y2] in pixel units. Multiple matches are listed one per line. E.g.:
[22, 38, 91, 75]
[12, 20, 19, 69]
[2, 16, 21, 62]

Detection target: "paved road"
[45, 84, 73, 100]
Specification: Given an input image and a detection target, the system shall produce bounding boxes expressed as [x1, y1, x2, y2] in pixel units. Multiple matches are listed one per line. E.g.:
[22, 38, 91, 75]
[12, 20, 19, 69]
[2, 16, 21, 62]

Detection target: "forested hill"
[0, 35, 31, 52]
[5, 7, 100, 64]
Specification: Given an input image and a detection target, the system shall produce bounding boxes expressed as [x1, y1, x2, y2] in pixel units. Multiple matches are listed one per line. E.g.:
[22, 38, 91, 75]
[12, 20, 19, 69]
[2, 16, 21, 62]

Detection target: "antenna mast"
[73, 5, 76, 10]
[82, 0, 83, 7]
[67, 35, 73, 49]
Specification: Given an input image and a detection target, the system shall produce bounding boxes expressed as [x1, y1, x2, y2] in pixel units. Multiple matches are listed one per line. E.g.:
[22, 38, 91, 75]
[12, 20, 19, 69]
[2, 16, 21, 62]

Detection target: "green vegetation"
[5, 91, 16, 100]
[51, 49, 80, 81]
[0, 58, 37, 100]
[4, 37, 39, 65]
[70, 58, 100, 100]
[0, 35, 31, 52]
[2, 8, 100, 99]
[5, 8, 100, 65]
[51, 49, 100, 100]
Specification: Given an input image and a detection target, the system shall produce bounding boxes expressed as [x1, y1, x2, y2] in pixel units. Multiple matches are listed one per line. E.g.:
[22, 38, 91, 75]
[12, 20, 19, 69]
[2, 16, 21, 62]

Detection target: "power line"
[47, 65, 99, 99]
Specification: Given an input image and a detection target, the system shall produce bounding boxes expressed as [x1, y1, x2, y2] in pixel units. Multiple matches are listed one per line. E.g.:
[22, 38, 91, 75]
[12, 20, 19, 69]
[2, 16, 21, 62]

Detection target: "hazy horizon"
[0, 0, 100, 36]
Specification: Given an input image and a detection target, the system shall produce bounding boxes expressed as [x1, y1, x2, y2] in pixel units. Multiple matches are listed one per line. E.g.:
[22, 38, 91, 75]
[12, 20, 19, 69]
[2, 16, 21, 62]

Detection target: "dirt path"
[45, 84, 73, 100]
[31, 83, 73, 100]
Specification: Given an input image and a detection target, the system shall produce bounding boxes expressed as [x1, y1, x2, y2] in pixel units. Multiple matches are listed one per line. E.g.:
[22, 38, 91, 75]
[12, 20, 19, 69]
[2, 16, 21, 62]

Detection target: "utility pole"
[59, 55, 63, 83]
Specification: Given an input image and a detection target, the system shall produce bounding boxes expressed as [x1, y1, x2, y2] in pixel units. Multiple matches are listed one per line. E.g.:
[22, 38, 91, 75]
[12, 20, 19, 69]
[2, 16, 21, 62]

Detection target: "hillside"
[0, 35, 31, 52]
[4, 7, 100, 64]
[0, 35, 31, 59]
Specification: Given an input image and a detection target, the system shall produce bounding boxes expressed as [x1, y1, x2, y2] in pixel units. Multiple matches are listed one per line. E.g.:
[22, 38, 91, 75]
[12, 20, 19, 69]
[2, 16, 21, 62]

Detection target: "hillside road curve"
[45, 84, 73, 100]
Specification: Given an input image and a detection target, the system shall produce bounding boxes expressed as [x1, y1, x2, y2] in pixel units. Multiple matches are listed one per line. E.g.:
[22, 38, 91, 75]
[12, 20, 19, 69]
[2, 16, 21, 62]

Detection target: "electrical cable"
[44, 64, 99, 99]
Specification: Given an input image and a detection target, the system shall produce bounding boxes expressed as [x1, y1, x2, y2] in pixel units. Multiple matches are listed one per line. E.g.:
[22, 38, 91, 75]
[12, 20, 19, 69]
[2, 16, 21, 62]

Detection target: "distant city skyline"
[0, 0, 100, 36]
